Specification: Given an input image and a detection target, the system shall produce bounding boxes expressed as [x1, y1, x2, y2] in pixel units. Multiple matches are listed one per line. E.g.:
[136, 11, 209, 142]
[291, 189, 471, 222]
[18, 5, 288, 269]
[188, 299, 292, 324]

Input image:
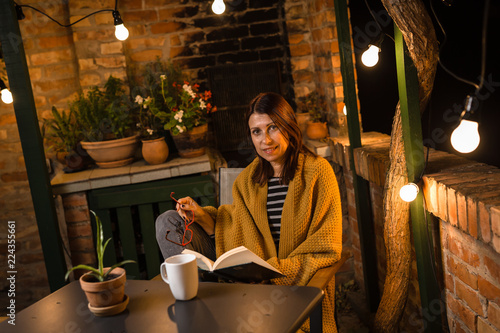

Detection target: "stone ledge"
[311, 131, 500, 254]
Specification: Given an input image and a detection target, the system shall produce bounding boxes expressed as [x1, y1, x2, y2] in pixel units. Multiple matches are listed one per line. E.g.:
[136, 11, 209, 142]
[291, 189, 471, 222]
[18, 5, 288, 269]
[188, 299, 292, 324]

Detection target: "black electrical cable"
[362, 0, 395, 43]
[430, 0, 490, 93]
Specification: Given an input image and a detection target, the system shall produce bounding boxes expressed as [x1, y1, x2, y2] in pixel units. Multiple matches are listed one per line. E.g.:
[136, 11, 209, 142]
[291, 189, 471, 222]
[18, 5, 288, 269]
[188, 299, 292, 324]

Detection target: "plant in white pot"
[75, 76, 140, 168]
[65, 211, 136, 316]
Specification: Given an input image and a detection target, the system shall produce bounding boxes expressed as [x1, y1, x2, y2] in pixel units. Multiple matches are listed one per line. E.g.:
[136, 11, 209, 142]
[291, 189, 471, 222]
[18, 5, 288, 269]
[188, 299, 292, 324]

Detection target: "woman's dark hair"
[246, 92, 315, 185]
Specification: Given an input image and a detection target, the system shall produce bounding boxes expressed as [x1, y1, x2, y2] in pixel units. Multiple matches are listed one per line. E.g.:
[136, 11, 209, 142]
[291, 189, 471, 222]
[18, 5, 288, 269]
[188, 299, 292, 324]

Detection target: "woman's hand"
[176, 196, 215, 236]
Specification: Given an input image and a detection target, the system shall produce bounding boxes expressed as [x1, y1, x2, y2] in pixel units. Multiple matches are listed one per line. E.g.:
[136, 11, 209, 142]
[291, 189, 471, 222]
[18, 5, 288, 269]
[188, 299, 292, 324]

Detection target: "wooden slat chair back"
[87, 174, 216, 280]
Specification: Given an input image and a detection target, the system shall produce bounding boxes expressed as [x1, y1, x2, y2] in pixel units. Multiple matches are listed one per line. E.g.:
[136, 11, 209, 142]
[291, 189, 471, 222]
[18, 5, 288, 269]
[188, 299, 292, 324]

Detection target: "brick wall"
[330, 132, 500, 332]
[0, 0, 346, 314]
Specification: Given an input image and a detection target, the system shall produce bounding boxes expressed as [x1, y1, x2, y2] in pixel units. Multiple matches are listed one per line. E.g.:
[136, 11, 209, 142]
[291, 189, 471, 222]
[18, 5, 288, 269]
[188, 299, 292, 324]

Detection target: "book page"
[213, 246, 281, 273]
[182, 249, 214, 271]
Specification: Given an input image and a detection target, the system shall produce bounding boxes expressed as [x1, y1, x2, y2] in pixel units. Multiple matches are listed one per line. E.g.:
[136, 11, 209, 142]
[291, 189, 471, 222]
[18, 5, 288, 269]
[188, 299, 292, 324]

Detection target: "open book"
[182, 246, 284, 283]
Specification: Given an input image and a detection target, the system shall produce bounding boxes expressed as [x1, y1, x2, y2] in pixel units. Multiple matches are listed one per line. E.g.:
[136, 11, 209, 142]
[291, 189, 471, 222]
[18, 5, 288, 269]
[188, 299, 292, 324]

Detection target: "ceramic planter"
[171, 124, 208, 158]
[79, 267, 127, 311]
[306, 121, 328, 140]
[81, 135, 139, 168]
[141, 137, 169, 165]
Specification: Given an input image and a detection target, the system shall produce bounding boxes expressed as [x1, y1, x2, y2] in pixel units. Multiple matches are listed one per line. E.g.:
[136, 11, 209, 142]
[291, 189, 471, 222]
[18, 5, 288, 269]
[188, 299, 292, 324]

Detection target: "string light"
[450, 96, 480, 153]
[112, 11, 129, 41]
[343, 104, 347, 115]
[15, 1, 129, 41]
[361, 44, 381, 67]
[399, 183, 419, 202]
[0, 79, 13, 104]
[212, 0, 226, 14]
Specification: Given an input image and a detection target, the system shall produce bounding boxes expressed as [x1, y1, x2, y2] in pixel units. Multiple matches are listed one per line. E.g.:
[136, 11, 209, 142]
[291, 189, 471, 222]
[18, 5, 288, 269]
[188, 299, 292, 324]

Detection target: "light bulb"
[1, 88, 13, 104]
[399, 183, 419, 202]
[451, 119, 480, 153]
[212, 0, 225, 14]
[343, 104, 347, 115]
[115, 24, 129, 41]
[361, 45, 380, 67]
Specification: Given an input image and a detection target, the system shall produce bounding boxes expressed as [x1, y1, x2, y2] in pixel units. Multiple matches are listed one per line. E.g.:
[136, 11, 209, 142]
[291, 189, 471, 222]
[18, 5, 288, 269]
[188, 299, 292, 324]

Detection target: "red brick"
[289, 43, 312, 57]
[122, 10, 157, 22]
[477, 317, 498, 333]
[30, 49, 73, 66]
[69, 237, 94, 252]
[1, 171, 28, 182]
[19, 251, 45, 264]
[467, 197, 479, 238]
[62, 192, 88, 208]
[448, 237, 480, 268]
[447, 255, 478, 289]
[479, 201, 492, 242]
[151, 21, 185, 34]
[423, 177, 438, 214]
[457, 192, 467, 232]
[484, 254, 500, 284]
[478, 276, 500, 303]
[489, 302, 500, 329]
[64, 207, 90, 223]
[0, 114, 17, 126]
[38, 35, 73, 49]
[34, 78, 76, 93]
[492, 206, 500, 237]
[456, 279, 484, 316]
[446, 293, 477, 331]
[448, 187, 458, 227]
[66, 222, 93, 238]
[437, 183, 448, 221]
[130, 49, 163, 62]
[444, 273, 455, 293]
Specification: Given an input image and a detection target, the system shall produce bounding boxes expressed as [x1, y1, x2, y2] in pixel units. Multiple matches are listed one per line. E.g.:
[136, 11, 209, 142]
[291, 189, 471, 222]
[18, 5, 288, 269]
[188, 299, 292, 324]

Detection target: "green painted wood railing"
[334, 0, 381, 312]
[395, 25, 444, 332]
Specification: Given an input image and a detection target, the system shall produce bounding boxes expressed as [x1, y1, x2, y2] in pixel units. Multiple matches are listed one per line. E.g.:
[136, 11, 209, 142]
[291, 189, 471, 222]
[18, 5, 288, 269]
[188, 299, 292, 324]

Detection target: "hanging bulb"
[451, 120, 480, 153]
[361, 44, 380, 67]
[343, 104, 347, 115]
[0, 79, 13, 104]
[399, 183, 419, 202]
[112, 11, 129, 41]
[1, 88, 13, 104]
[212, 0, 226, 14]
[450, 95, 480, 153]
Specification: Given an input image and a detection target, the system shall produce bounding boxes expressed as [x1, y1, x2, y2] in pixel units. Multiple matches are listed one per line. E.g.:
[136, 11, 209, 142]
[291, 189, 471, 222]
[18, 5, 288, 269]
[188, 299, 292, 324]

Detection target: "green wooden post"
[394, 25, 443, 331]
[0, 1, 67, 290]
[334, 0, 380, 312]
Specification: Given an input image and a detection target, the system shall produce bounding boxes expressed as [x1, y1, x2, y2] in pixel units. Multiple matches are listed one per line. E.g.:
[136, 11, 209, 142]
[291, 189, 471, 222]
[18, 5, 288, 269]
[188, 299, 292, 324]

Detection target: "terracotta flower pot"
[171, 124, 208, 158]
[306, 121, 328, 140]
[79, 267, 126, 308]
[141, 137, 169, 165]
[81, 135, 139, 168]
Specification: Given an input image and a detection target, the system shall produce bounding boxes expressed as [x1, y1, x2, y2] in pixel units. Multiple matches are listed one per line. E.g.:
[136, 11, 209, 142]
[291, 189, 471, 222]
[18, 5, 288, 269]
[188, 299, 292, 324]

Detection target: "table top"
[0, 280, 323, 333]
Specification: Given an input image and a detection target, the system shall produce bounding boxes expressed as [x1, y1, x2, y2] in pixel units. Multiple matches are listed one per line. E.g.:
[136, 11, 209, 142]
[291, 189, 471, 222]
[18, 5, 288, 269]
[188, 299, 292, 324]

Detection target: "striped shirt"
[267, 177, 289, 251]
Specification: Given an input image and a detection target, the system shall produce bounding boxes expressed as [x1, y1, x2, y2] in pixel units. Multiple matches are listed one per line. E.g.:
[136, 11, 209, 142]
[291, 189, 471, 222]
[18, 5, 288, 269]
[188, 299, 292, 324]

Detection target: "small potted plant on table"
[297, 91, 328, 140]
[65, 211, 136, 316]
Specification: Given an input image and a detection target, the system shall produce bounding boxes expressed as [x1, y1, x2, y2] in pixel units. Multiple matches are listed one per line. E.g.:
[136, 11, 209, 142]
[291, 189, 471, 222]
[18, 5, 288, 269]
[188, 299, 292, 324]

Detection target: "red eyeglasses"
[165, 192, 195, 246]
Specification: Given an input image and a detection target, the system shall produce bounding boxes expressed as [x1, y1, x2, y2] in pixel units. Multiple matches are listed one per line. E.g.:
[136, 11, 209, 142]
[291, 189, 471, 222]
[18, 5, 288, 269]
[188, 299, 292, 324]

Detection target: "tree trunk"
[374, 0, 438, 332]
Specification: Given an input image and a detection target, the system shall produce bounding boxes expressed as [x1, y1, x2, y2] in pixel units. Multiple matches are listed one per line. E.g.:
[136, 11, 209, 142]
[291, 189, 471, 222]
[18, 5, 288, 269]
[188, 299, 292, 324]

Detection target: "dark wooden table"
[0, 280, 323, 332]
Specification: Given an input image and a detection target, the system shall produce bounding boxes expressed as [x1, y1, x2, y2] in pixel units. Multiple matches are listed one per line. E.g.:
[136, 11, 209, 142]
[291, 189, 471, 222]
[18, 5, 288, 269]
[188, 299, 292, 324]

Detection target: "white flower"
[174, 110, 184, 122]
[199, 99, 206, 110]
[144, 96, 152, 109]
[135, 95, 144, 105]
[160, 74, 166, 80]
[176, 125, 185, 134]
[183, 84, 196, 99]
[147, 128, 154, 135]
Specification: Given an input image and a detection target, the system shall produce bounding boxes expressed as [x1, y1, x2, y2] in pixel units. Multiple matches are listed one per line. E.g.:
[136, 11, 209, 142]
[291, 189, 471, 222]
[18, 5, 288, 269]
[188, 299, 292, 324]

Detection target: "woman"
[156, 92, 342, 332]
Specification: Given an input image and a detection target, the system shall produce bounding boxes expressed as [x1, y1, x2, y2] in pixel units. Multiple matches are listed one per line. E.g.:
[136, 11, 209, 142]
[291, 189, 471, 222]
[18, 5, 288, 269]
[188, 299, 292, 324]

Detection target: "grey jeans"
[155, 210, 216, 261]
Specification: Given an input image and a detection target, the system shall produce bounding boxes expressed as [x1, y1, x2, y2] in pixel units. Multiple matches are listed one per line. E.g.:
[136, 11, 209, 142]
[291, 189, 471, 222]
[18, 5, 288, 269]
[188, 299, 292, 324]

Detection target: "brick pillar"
[61, 192, 96, 279]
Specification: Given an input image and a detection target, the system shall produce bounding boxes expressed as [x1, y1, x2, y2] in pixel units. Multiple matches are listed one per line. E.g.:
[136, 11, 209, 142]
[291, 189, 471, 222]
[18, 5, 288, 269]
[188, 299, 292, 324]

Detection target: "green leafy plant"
[72, 76, 136, 142]
[42, 106, 82, 153]
[297, 91, 327, 123]
[65, 211, 136, 282]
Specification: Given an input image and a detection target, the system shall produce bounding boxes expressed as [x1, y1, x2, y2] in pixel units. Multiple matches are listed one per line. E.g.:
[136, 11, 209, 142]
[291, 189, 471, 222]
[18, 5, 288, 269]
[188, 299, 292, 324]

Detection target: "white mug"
[160, 253, 199, 301]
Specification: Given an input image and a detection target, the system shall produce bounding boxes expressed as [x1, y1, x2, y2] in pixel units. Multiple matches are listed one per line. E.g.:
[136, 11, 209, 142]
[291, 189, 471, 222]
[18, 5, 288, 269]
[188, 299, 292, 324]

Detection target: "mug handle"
[160, 262, 170, 284]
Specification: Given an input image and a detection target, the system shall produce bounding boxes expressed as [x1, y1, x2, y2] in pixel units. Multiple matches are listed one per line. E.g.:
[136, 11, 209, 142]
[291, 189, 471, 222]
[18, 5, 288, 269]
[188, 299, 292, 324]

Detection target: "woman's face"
[248, 113, 289, 174]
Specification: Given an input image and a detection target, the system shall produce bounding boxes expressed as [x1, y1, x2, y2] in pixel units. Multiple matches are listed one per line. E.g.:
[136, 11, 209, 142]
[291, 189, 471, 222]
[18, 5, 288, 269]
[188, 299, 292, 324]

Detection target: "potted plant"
[297, 91, 328, 140]
[75, 76, 140, 168]
[41, 106, 91, 173]
[65, 210, 136, 316]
